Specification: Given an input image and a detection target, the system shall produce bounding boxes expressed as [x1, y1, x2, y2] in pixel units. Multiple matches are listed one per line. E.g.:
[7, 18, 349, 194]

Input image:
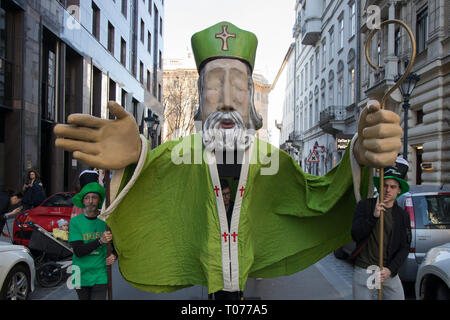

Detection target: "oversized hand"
[54, 101, 141, 170]
[353, 100, 402, 168]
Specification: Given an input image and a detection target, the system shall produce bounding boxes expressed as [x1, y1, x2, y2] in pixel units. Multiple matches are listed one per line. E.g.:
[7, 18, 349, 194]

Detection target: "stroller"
[24, 222, 73, 288]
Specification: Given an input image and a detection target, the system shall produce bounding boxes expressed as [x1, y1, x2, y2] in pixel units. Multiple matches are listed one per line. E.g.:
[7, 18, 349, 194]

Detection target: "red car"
[13, 192, 76, 246]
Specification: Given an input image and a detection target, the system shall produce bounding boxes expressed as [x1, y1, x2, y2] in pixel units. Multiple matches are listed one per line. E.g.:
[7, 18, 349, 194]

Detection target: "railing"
[319, 105, 346, 123]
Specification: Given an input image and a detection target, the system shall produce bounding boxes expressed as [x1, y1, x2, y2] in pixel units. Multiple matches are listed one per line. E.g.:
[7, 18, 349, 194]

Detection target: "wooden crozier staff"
[364, 19, 416, 300]
[105, 169, 112, 300]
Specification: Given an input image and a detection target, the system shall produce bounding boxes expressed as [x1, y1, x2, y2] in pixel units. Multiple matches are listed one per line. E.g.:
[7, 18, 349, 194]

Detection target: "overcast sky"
[164, 0, 295, 83]
[163, 0, 296, 145]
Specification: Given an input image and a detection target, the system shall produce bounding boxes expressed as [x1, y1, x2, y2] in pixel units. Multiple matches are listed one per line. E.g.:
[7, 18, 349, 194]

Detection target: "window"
[315, 50, 319, 77]
[350, 2, 356, 37]
[121, 89, 127, 108]
[159, 50, 162, 69]
[141, 19, 145, 43]
[120, 38, 126, 66]
[329, 28, 334, 60]
[310, 56, 314, 84]
[121, 0, 127, 18]
[140, 61, 144, 83]
[377, 43, 381, 67]
[300, 70, 304, 93]
[92, 2, 100, 40]
[160, 17, 163, 36]
[304, 63, 308, 90]
[147, 70, 151, 91]
[338, 16, 344, 49]
[43, 48, 56, 121]
[394, 28, 401, 57]
[416, 109, 423, 124]
[108, 22, 115, 54]
[416, 8, 428, 53]
[148, 0, 152, 15]
[42, 193, 74, 207]
[158, 84, 162, 102]
[349, 68, 355, 104]
[321, 39, 326, 69]
[337, 78, 344, 105]
[147, 31, 152, 53]
[321, 92, 325, 111]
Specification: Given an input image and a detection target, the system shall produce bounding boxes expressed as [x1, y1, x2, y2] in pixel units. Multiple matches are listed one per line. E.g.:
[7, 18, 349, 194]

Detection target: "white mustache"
[202, 111, 250, 151]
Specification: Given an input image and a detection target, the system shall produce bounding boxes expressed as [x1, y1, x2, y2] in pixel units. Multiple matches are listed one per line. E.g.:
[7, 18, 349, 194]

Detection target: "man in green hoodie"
[69, 182, 116, 300]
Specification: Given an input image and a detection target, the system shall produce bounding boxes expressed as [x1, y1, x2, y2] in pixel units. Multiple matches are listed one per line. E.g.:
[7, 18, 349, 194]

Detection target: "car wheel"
[36, 262, 63, 288]
[435, 282, 450, 300]
[0, 265, 31, 300]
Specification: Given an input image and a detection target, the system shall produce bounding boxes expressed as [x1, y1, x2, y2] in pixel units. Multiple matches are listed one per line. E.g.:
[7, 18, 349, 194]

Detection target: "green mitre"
[191, 21, 258, 72]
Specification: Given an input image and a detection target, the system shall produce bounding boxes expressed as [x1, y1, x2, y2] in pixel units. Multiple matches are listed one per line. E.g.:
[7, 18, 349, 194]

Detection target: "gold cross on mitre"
[215, 25, 236, 51]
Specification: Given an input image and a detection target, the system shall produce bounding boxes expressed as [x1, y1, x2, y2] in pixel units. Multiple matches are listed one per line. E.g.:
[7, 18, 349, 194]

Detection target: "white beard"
[202, 111, 253, 153]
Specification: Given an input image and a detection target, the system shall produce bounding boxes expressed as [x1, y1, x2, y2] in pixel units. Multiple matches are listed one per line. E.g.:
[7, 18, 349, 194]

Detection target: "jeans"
[353, 266, 405, 300]
[75, 284, 108, 300]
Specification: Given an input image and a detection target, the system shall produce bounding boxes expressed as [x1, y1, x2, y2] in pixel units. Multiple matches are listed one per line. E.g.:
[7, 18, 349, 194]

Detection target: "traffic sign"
[307, 150, 320, 163]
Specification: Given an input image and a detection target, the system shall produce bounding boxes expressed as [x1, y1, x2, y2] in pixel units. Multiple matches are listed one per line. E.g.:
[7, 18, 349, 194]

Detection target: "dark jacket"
[350, 197, 412, 277]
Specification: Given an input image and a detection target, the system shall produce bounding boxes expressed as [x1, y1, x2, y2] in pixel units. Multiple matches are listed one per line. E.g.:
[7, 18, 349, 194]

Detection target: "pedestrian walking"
[350, 161, 411, 300]
[68, 182, 116, 300]
[0, 190, 23, 238]
[22, 170, 46, 209]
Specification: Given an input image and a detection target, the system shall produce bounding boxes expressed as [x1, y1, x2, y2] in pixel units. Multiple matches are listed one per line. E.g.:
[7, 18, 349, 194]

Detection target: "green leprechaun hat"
[373, 166, 410, 198]
[191, 21, 258, 72]
[72, 182, 105, 209]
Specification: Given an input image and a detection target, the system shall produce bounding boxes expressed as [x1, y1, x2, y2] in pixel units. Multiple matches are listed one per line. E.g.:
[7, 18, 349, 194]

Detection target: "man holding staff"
[350, 162, 411, 300]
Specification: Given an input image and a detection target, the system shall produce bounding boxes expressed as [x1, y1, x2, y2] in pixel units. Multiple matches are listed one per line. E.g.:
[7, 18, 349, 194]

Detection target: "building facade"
[0, 0, 164, 194]
[360, 0, 449, 187]
[281, 0, 360, 174]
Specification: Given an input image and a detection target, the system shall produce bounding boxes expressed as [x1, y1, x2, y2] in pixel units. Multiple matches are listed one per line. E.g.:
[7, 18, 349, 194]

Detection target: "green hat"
[191, 21, 258, 72]
[72, 182, 105, 209]
[373, 166, 410, 198]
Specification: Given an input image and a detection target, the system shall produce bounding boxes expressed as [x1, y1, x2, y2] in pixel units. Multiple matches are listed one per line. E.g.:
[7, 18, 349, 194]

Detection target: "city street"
[1, 216, 415, 300]
[27, 253, 354, 300]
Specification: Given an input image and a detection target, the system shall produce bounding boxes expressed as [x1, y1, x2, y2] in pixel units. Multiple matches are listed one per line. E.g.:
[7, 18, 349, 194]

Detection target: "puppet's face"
[201, 59, 253, 151]
[201, 58, 250, 127]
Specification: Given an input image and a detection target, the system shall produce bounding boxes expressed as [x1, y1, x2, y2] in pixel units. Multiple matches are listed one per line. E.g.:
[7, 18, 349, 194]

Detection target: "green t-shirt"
[69, 213, 108, 287]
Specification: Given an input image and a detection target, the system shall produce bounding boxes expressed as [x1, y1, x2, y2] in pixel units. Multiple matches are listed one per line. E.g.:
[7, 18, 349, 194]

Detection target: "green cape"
[106, 134, 369, 293]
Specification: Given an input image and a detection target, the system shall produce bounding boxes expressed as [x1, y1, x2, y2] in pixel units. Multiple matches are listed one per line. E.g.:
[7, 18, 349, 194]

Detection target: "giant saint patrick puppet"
[54, 22, 402, 294]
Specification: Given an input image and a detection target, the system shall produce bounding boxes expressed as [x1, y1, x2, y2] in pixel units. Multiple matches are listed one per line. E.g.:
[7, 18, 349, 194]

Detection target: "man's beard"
[202, 111, 252, 152]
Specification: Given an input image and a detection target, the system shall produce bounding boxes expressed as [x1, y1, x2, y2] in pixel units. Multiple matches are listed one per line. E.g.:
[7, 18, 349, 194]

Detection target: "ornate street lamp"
[144, 112, 160, 148]
[395, 70, 420, 160]
[286, 139, 293, 156]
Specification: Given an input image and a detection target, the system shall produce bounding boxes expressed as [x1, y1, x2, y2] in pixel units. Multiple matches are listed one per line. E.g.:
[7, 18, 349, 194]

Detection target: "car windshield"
[413, 194, 450, 226]
[42, 193, 74, 207]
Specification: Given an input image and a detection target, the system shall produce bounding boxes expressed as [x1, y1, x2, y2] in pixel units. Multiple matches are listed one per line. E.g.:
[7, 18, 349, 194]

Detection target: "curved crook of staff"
[364, 19, 416, 300]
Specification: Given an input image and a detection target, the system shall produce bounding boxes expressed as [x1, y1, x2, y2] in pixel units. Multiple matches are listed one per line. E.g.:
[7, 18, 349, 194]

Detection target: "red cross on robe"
[222, 232, 229, 242]
[231, 232, 238, 242]
[239, 186, 245, 197]
[214, 186, 220, 197]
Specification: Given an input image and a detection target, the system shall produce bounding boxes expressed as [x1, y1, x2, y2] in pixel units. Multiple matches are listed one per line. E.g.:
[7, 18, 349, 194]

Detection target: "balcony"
[319, 105, 346, 135]
[301, 18, 321, 45]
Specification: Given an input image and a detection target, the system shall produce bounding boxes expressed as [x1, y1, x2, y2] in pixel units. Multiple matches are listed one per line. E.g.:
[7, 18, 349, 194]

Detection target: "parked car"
[415, 242, 450, 300]
[0, 241, 36, 300]
[397, 185, 450, 282]
[13, 192, 75, 246]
